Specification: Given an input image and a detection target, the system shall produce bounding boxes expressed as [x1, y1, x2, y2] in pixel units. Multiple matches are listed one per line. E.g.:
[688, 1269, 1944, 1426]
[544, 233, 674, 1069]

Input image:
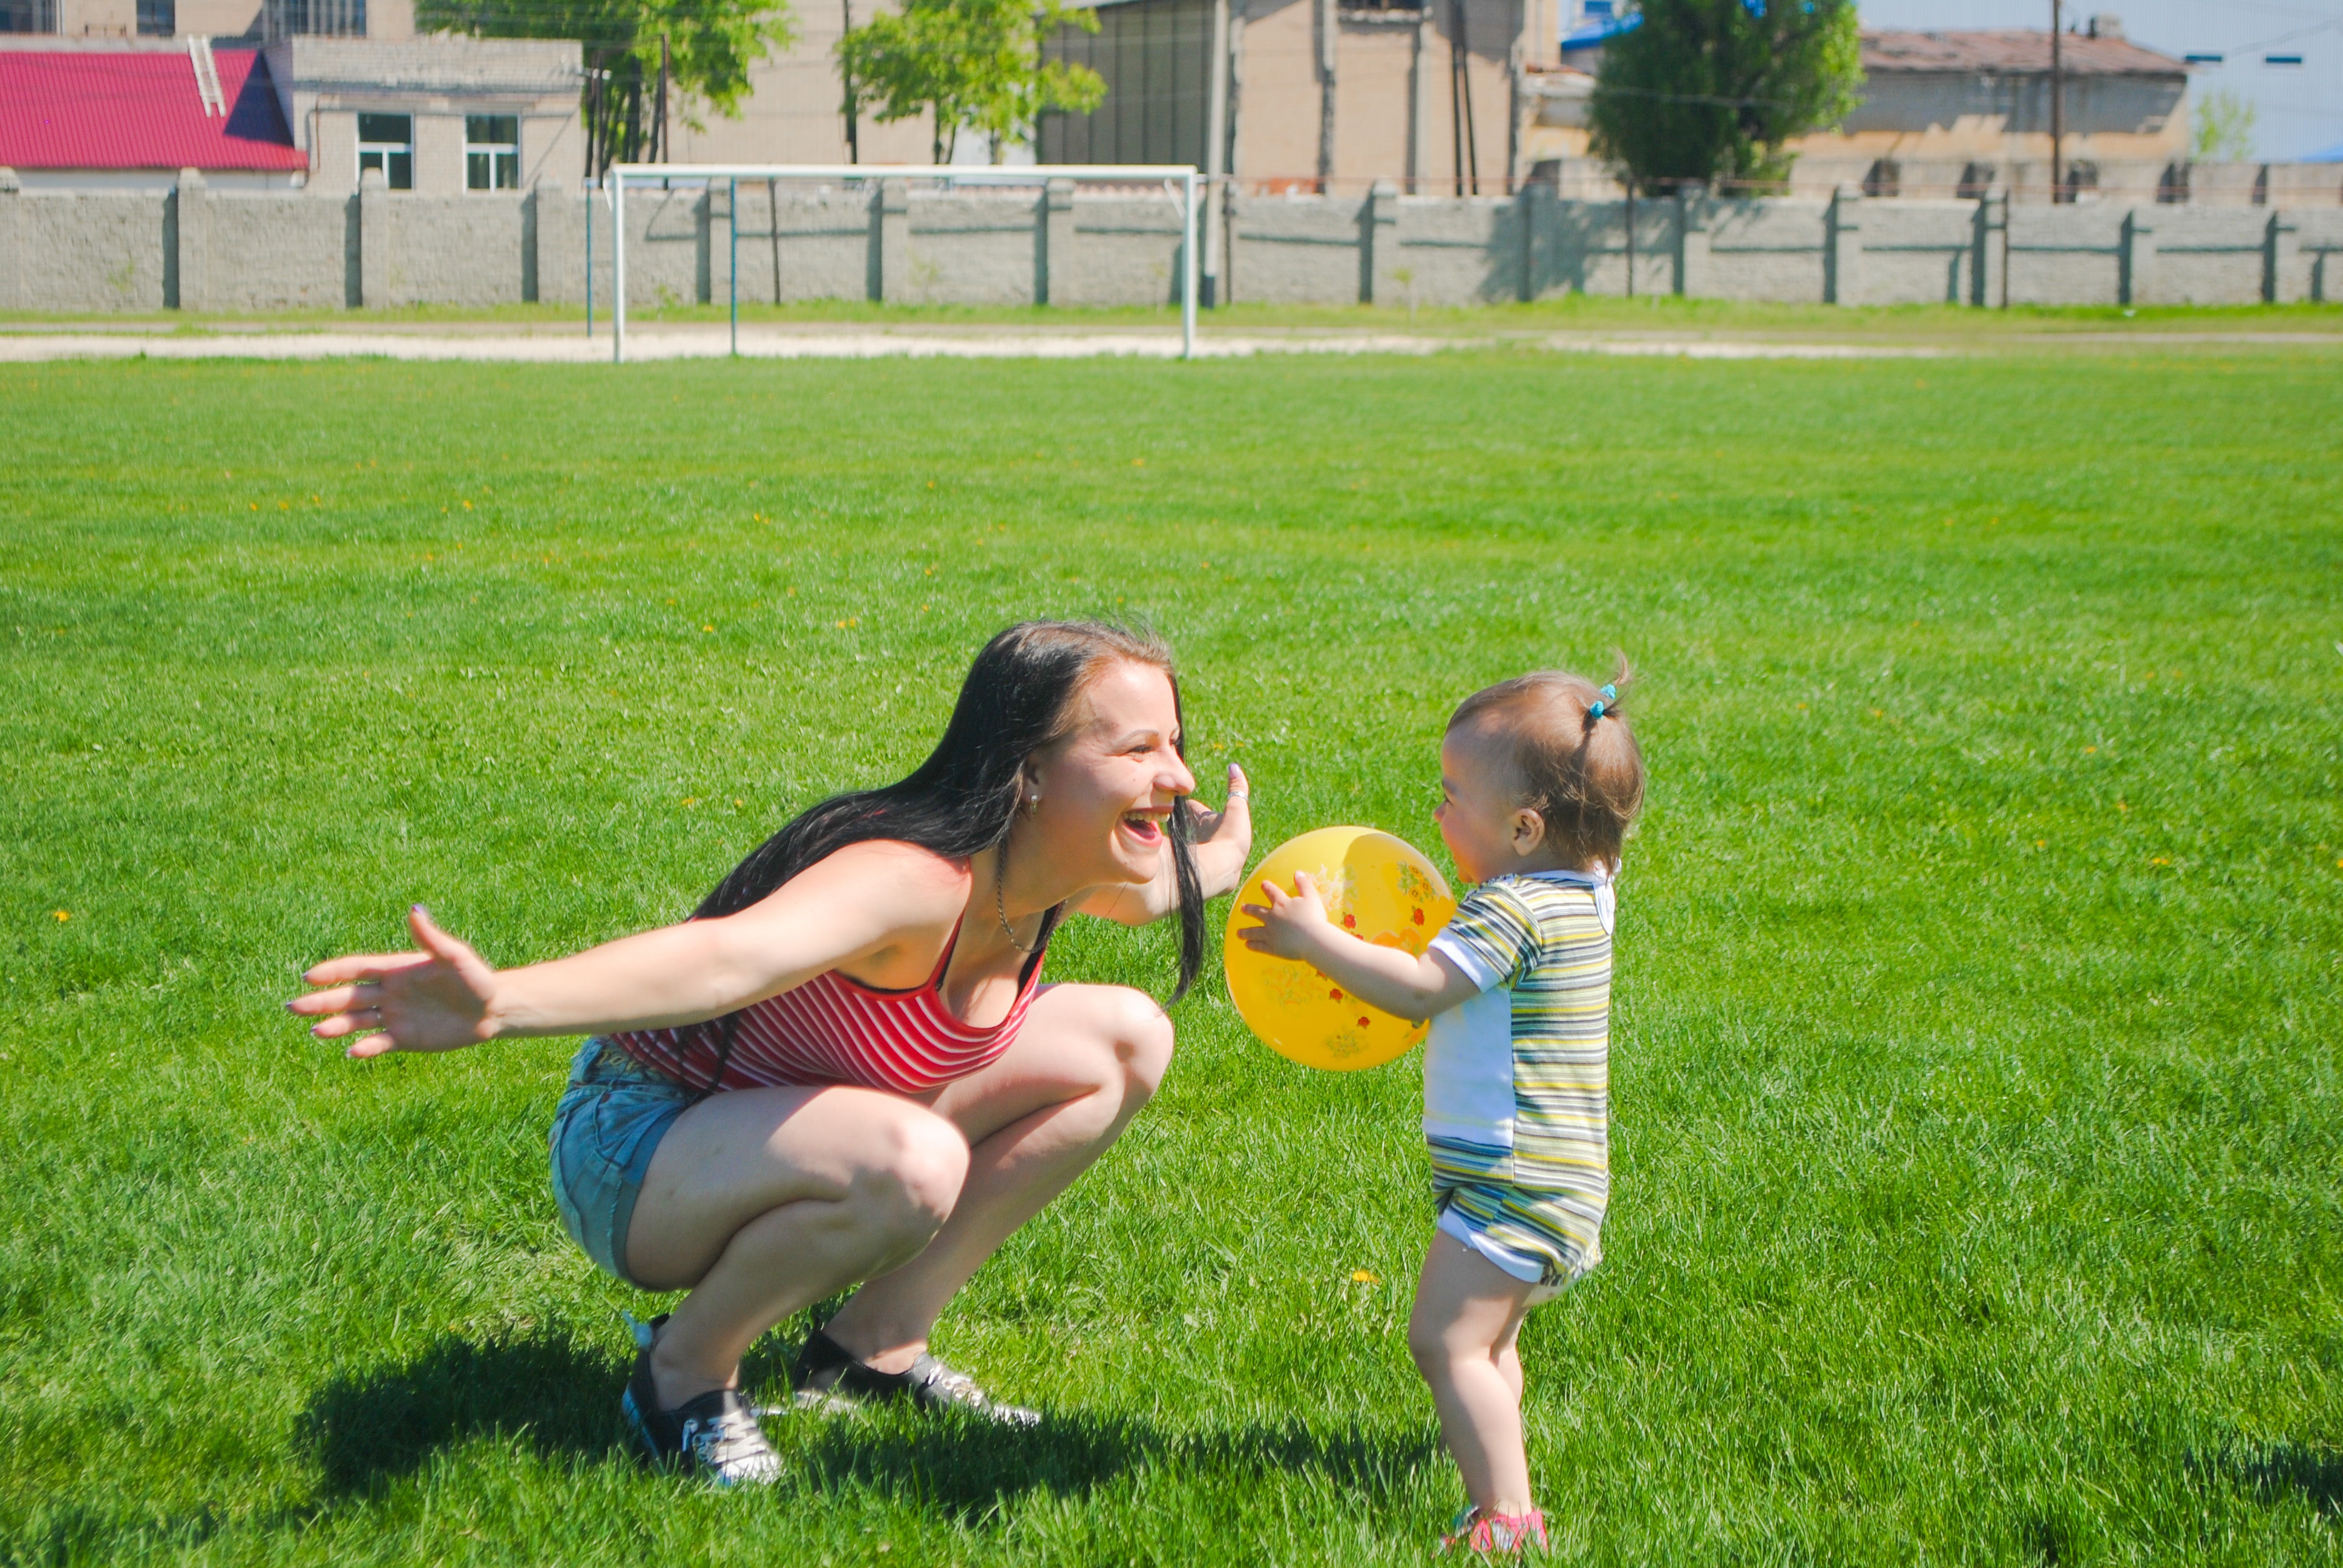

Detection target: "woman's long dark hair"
[680, 621, 1207, 1093]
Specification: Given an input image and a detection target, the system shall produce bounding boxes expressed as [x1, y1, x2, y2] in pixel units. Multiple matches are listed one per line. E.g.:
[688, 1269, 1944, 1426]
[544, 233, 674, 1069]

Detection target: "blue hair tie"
[1588, 700, 1607, 719]
[1589, 683, 1617, 721]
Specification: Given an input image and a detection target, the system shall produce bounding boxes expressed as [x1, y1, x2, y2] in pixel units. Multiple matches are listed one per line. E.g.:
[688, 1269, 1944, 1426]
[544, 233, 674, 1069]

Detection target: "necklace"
[994, 854, 1040, 954]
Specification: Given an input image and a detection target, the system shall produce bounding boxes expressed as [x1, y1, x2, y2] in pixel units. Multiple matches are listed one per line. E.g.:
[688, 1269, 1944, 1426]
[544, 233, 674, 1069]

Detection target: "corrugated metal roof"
[0, 48, 306, 172]
[1861, 29, 2187, 79]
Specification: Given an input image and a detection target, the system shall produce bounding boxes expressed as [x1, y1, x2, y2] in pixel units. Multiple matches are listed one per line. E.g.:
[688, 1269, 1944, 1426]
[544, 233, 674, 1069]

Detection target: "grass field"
[2, 344, 2338, 1566]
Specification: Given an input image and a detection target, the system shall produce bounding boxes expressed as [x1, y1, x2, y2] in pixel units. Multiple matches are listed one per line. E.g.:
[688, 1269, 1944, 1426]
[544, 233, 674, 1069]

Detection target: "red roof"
[1861, 29, 2187, 79]
[0, 48, 306, 172]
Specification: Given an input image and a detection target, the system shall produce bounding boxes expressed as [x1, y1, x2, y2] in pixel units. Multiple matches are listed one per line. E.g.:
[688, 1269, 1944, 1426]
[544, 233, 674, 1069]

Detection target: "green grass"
[5, 295, 2341, 338]
[1, 345, 2338, 1566]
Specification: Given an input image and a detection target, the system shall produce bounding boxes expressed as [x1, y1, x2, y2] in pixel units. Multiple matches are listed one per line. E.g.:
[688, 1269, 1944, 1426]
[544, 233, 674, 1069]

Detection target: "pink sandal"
[1440, 1505, 1549, 1555]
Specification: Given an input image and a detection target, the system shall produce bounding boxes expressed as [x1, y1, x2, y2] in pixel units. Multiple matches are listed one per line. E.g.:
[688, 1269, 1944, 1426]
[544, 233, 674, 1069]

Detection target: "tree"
[1588, 0, 1863, 192]
[2191, 88, 2258, 163]
[839, 0, 1104, 165]
[419, 0, 796, 173]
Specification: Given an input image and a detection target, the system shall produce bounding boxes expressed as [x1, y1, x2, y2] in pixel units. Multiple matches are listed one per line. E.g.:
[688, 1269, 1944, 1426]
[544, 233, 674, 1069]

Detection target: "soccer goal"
[597, 162, 1205, 363]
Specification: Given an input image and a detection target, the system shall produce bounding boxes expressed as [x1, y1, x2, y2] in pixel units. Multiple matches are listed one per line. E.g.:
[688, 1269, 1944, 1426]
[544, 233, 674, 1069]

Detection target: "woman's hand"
[1187, 763, 1254, 899]
[287, 906, 502, 1059]
[1233, 869, 1332, 962]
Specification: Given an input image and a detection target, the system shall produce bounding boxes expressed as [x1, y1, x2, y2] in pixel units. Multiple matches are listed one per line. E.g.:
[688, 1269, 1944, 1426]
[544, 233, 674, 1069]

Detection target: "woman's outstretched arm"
[287, 841, 963, 1058]
[1076, 762, 1253, 927]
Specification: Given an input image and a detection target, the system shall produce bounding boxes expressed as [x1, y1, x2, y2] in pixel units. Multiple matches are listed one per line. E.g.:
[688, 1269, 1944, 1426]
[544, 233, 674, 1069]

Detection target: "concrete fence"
[1, 167, 2337, 314]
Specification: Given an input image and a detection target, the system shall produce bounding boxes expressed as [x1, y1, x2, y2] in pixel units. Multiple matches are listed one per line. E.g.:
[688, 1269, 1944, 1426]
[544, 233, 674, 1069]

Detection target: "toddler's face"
[1434, 725, 1525, 884]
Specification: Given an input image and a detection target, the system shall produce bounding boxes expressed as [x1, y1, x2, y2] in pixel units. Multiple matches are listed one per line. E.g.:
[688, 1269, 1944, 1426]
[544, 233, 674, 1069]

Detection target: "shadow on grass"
[2189, 1439, 2343, 1520]
[795, 1409, 1438, 1522]
[307, 1331, 1437, 1518]
[306, 1332, 632, 1494]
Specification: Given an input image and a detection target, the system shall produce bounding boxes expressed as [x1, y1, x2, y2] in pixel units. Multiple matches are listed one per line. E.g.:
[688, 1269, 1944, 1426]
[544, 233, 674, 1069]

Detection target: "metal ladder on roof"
[187, 34, 225, 118]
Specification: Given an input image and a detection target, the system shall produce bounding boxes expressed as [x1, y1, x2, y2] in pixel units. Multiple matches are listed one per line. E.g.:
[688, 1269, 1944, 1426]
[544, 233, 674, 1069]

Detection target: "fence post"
[1970, 188, 2007, 307]
[0, 169, 17, 312]
[694, 186, 714, 305]
[522, 179, 546, 305]
[1824, 185, 1863, 306]
[358, 165, 390, 307]
[1360, 178, 1399, 305]
[1674, 182, 1710, 298]
[2264, 209, 2299, 304]
[1037, 177, 1074, 306]
[868, 178, 909, 303]
[2119, 209, 2154, 306]
[1518, 178, 1546, 301]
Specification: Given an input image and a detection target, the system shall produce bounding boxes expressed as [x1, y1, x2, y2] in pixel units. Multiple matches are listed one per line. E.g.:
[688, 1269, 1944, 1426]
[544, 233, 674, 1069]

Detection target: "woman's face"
[1027, 661, 1197, 887]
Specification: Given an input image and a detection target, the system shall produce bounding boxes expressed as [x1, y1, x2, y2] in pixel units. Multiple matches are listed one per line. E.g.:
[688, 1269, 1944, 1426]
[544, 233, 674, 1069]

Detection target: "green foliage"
[2, 348, 2340, 1564]
[2192, 88, 2261, 164]
[418, 0, 795, 127]
[1590, 0, 1863, 190]
[839, 0, 1104, 164]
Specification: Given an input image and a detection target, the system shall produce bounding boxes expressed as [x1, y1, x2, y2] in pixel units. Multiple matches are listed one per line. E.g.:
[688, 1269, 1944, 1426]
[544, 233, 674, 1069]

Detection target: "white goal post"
[600, 162, 1204, 363]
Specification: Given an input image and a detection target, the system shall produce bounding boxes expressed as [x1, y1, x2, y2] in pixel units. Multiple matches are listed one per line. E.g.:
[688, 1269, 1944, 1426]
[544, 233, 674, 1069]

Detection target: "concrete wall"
[3, 168, 2341, 313]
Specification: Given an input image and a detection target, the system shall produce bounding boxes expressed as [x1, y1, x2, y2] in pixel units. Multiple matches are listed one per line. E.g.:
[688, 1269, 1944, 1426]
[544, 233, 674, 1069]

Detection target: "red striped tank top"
[609, 915, 1048, 1095]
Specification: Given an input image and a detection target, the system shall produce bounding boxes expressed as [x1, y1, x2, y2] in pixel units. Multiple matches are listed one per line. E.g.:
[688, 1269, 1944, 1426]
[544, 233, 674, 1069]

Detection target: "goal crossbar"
[598, 162, 1204, 362]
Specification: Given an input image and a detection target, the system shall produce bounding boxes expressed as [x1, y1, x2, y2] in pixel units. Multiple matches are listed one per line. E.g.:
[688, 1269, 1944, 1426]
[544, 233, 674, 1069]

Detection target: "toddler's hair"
[1448, 659, 1645, 871]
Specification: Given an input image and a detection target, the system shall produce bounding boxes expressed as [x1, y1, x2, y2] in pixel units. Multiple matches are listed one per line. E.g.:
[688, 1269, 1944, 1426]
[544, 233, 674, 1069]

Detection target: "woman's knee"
[853, 1108, 970, 1246]
[1096, 986, 1176, 1102]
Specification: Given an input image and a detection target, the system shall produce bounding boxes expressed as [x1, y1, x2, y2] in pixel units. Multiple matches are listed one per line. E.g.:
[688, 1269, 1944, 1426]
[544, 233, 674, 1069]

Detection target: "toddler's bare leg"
[1408, 1232, 1542, 1515]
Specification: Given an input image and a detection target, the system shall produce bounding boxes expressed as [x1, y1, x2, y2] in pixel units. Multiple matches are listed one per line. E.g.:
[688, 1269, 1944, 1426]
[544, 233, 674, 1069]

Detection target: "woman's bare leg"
[817, 983, 1173, 1372]
[622, 1083, 971, 1408]
[1409, 1233, 1543, 1516]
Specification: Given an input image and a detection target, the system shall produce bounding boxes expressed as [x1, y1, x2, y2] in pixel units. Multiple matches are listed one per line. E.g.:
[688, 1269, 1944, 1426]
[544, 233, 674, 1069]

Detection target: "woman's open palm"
[288, 906, 501, 1058]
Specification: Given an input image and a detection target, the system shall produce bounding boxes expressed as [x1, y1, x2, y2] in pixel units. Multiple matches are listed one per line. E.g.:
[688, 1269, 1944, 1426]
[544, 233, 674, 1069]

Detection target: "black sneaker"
[620, 1313, 783, 1487]
[790, 1328, 1040, 1426]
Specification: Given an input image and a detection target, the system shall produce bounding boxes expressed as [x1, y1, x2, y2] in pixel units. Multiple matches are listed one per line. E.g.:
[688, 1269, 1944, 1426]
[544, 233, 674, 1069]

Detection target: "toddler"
[1238, 668, 1643, 1555]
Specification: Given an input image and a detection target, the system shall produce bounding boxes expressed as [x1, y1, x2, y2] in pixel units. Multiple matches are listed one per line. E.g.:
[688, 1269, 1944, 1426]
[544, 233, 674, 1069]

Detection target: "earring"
[1026, 794, 1042, 814]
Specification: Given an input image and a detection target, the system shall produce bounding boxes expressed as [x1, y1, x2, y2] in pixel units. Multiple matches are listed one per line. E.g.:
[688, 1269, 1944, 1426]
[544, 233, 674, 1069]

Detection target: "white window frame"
[356, 112, 413, 190]
[465, 114, 521, 192]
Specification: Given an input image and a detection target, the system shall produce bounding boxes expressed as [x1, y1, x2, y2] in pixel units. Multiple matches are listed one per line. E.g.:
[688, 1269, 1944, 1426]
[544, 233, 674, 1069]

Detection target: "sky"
[1854, 1, 2343, 160]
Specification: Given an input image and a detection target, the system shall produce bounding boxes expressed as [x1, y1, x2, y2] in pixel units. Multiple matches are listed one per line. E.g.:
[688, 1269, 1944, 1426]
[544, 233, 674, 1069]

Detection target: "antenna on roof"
[188, 35, 226, 119]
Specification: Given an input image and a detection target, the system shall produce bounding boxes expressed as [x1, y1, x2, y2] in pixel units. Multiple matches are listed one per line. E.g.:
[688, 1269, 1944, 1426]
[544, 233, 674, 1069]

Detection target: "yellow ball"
[1224, 826, 1457, 1072]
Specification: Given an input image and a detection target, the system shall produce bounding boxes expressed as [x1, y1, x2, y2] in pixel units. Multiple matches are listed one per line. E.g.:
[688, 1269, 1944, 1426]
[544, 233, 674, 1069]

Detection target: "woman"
[289, 622, 1253, 1485]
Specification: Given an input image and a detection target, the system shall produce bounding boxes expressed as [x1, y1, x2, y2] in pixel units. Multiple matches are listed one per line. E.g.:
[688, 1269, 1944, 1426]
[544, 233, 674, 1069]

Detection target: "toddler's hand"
[1234, 871, 1334, 961]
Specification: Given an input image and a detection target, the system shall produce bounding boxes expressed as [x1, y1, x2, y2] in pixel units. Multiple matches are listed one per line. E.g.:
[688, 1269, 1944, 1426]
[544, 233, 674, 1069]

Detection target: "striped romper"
[1423, 867, 1616, 1295]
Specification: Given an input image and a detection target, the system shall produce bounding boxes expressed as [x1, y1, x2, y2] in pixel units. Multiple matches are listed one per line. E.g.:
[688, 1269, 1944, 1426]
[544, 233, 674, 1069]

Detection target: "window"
[264, 0, 364, 36]
[465, 114, 520, 191]
[2264, 54, 2304, 67]
[1862, 158, 1901, 198]
[356, 112, 412, 190]
[137, 0, 173, 34]
[2184, 53, 2223, 65]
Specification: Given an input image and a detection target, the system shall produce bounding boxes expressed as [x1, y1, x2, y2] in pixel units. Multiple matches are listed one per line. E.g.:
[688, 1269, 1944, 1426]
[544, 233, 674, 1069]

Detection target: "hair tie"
[1588, 683, 1616, 722]
[1588, 700, 1606, 720]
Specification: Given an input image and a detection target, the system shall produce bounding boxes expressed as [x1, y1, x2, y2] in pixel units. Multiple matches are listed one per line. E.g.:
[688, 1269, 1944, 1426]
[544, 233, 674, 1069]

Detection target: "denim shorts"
[548, 1037, 696, 1287]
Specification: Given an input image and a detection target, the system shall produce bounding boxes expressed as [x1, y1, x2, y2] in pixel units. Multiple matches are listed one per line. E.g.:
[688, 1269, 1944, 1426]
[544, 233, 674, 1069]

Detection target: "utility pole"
[1450, 0, 1477, 195]
[1316, 0, 1336, 192]
[655, 33, 670, 163]
[841, 0, 860, 162]
[2049, 0, 2064, 203]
